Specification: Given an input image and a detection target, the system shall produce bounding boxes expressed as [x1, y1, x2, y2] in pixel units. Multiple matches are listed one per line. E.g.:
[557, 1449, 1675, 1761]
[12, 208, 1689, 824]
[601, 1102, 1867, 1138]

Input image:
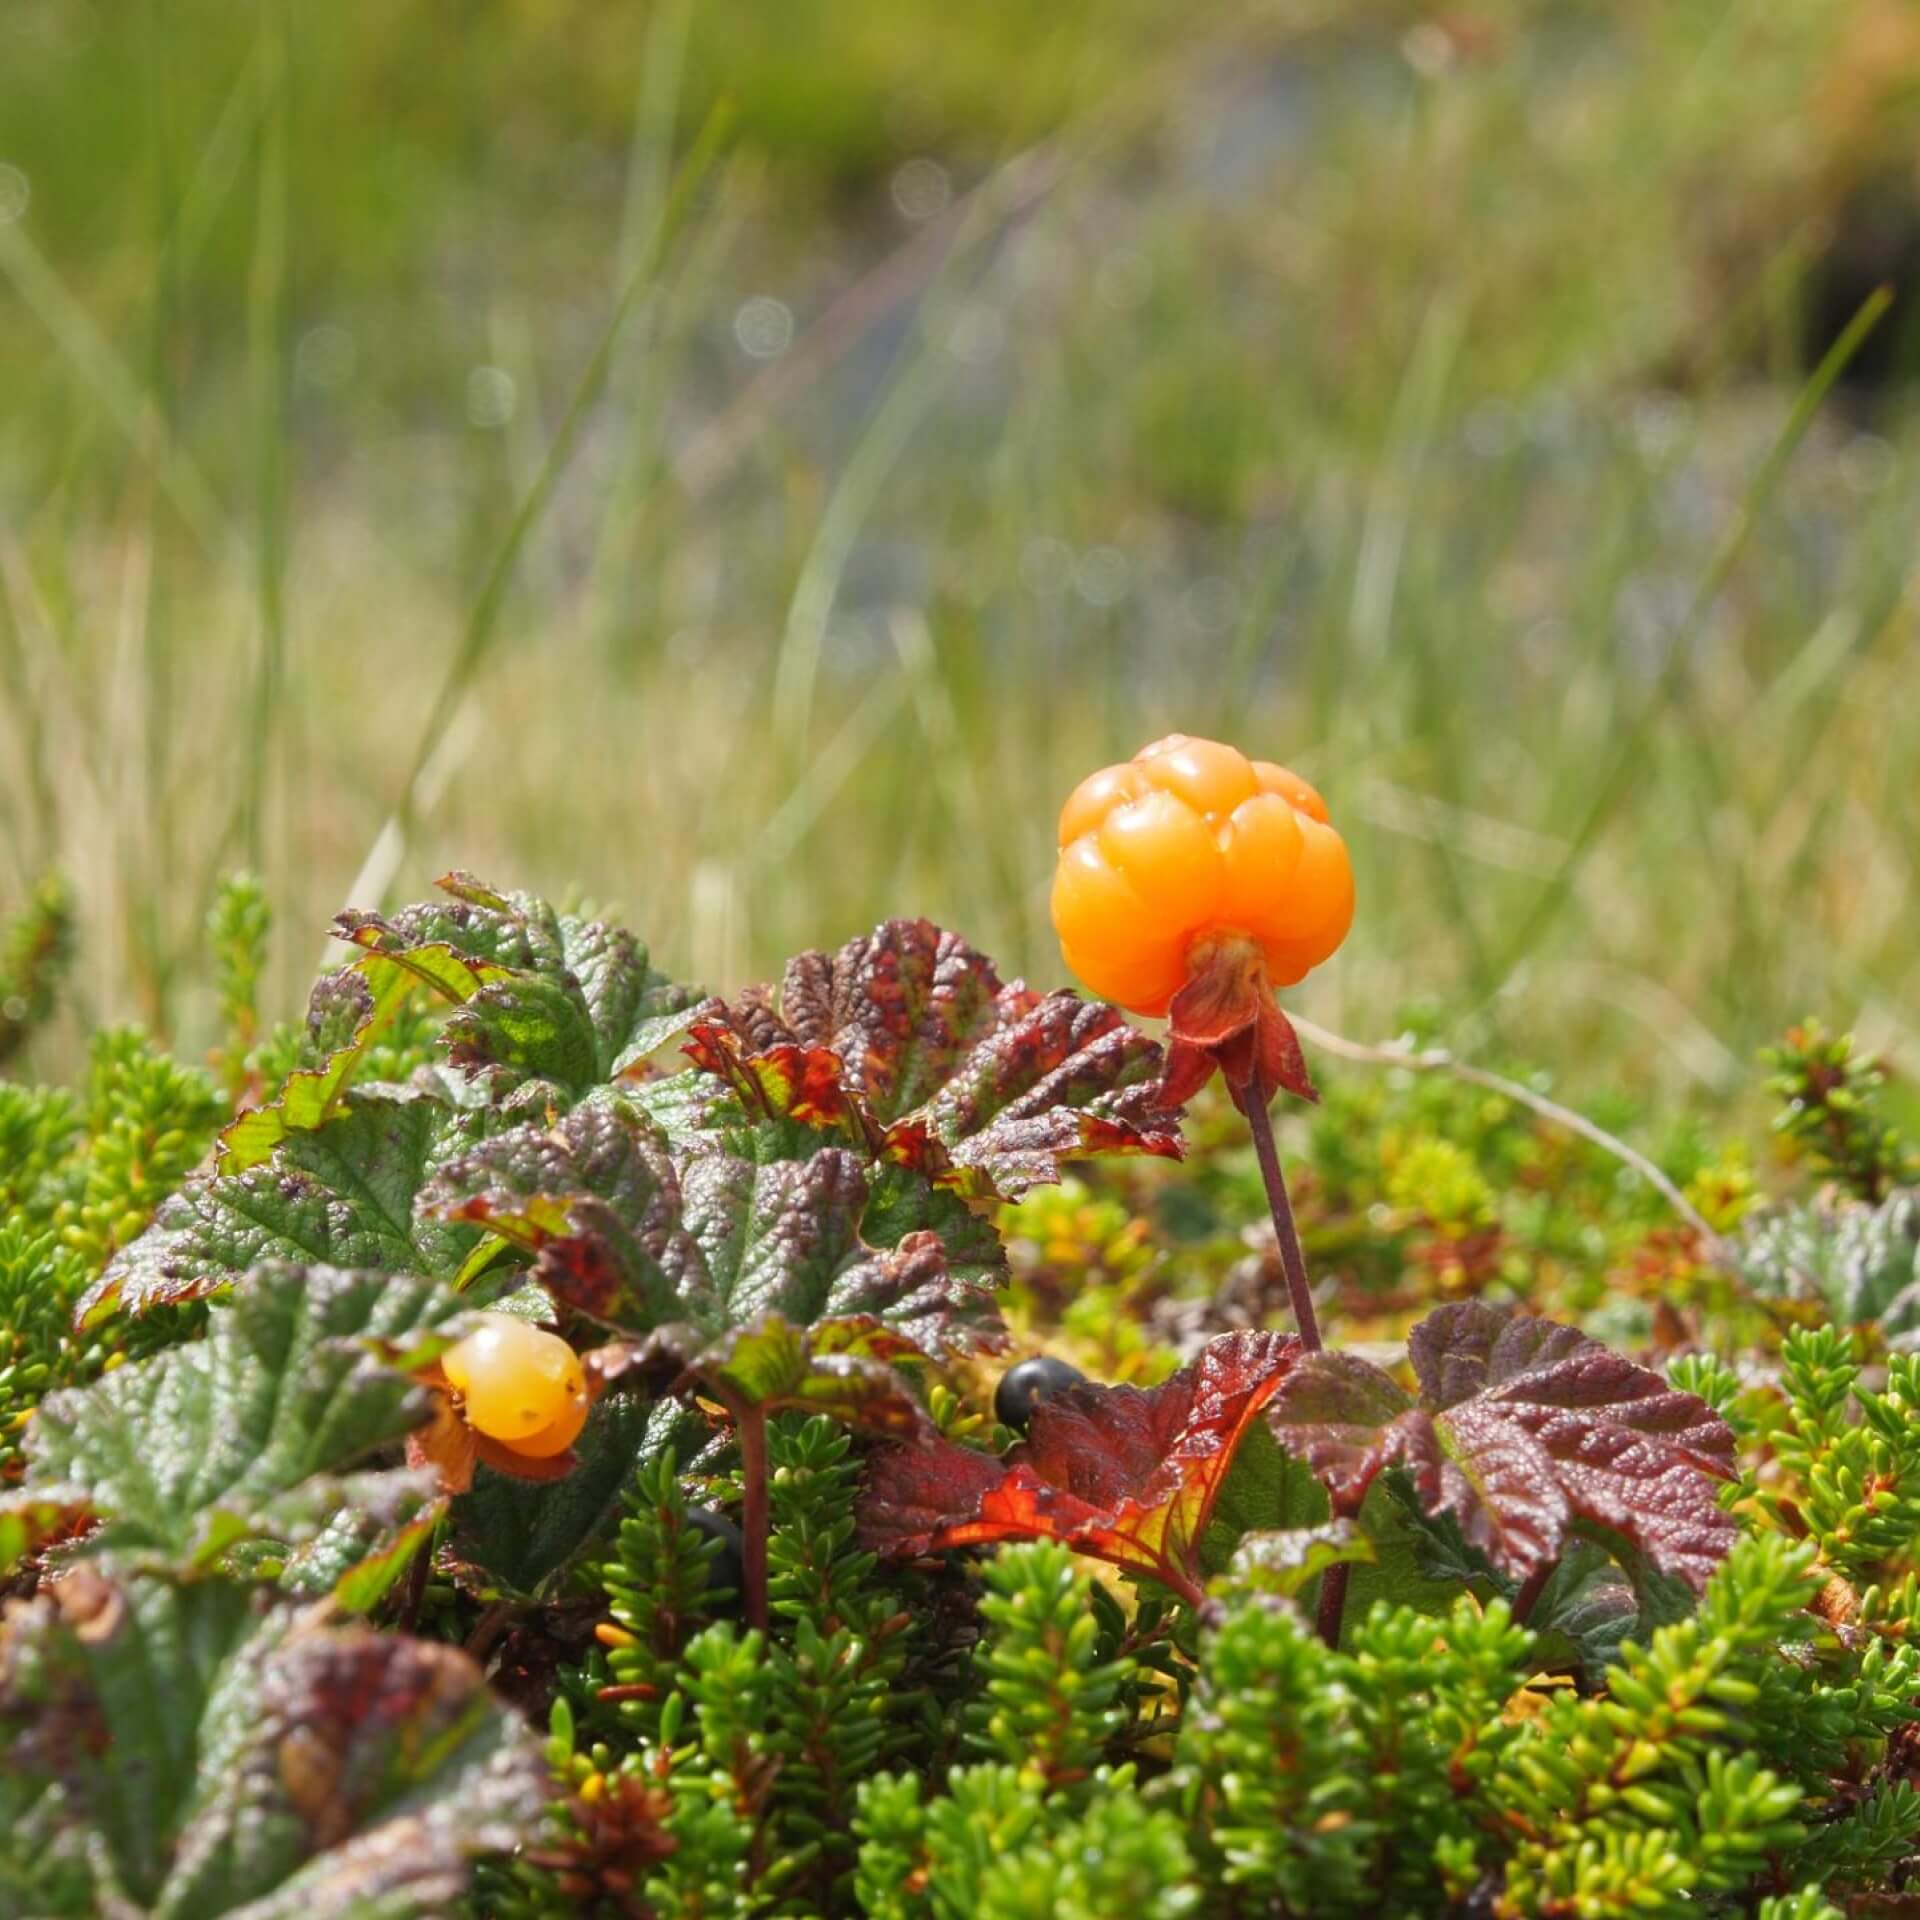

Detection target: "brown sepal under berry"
[1160, 936, 1318, 1109]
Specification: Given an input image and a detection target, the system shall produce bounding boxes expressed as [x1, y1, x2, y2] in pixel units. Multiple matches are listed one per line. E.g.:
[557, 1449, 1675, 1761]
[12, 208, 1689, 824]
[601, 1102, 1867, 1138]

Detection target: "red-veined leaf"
[860, 1330, 1299, 1605]
[668, 918, 1184, 1197]
[1267, 1301, 1737, 1591]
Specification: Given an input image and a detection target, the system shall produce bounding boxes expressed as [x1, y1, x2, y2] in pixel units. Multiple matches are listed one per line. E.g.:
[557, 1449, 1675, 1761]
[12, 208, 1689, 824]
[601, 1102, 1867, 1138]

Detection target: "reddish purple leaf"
[1268, 1301, 1737, 1590]
[860, 1330, 1299, 1605]
[682, 918, 1184, 1198]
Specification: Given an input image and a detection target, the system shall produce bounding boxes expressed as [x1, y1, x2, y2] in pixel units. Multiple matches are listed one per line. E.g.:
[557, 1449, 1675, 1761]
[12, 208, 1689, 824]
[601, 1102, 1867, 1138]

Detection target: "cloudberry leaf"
[860, 1329, 1298, 1606]
[445, 972, 600, 1097]
[1197, 1418, 1333, 1575]
[82, 1092, 491, 1324]
[336, 872, 702, 1100]
[444, 1389, 663, 1598]
[675, 1148, 982, 1343]
[217, 953, 421, 1173]
[26, 1265, 462, 1570]
[421, 1103, 1005, 1358]
[340, 869, 553, 952]
[1267, 1301, 1737, 1590]
[663, 917, 1183, 1196]
[419, 1100, 702, 1328]
[564, 913, 708, 1078]
[1521, 1536, 1642, 1676]
[1226, 1520, 1374, 1601]
[600, 1310, 933, 1437]
[281, 1498, 443, 1613]
[0, 1568, 544, 1918]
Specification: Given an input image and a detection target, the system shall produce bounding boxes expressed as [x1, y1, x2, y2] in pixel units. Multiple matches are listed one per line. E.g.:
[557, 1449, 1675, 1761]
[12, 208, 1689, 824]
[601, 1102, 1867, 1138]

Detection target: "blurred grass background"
[3, 0, 1919, 1105]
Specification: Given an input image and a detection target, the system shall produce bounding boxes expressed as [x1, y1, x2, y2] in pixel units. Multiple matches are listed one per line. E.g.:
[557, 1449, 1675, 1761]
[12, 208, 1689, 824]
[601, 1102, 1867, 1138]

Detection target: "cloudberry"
[1051, 733, 1354, 1017]
[442, 1312, 589, 1459]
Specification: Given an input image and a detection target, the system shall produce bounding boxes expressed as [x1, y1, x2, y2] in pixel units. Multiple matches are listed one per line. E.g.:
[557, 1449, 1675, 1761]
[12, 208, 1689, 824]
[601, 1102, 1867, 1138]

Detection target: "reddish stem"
[465, 1600, 515, 1661]
[1315, 1561, 1352, 1649]
[1163, 1566, 1210, 1613]
[1237, 1085, 1323, 1352]
[1511, 1563, 1553, 1627]
[397, 1524, 431, 1632]
[735, 1400, 771, 1634]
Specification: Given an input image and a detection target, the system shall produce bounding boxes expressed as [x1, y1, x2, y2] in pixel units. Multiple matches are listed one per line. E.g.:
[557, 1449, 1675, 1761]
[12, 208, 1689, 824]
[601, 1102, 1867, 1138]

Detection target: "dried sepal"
[1159, 933, 1318, 1108]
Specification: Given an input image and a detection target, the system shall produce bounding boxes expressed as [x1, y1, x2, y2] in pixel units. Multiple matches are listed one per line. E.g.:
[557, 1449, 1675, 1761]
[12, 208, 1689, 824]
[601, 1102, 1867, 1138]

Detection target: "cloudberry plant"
[16, 863, 1920, 1920]
[1052, 733, 1351, 1362]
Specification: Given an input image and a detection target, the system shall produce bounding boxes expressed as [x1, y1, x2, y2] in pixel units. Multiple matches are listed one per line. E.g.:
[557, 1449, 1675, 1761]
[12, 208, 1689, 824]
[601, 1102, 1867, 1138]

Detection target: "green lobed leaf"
[1336, 1472, 1501, 1627]
[445, 972, 599, 1100]
[417, 1098, 702, 1327]
[445, 1389, 663, 1597]
[1197, 1418, 1331, 1576]
[420, 1101, 1007, 1359]
[83, 1093, 491, 1325]
[0, 1566, 545, 1918]
[217, 953, 421, 1173]
[694, 1312, 931, 1435]
[280, 1498, 443, 1614]
[335, 872, 703, 1099]
[675, 1146, 1005, 1356]
[1523, 1537, 1641, 1676]
[27, 1265, 464, 1569]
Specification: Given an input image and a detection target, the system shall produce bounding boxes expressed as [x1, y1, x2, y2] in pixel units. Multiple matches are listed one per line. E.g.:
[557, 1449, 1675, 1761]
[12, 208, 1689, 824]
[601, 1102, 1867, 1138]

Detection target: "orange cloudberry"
[1051, 733, 1353, 1017]
[410, 1312, 592, 1492]
[1052, 735, 1353, 1106]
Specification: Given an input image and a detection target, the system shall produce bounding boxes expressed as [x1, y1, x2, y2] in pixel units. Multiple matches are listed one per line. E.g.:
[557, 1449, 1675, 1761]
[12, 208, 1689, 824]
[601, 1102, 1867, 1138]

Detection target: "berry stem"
[465, 1599, 514, 1660]
[1237, 1084, 1322, 1352]
[1314, 1560, 1351, 1649]
[1511, 1563, 1553, 1627]
[735, 1399, 771, 1634]
[398, 1521, 432, 1632]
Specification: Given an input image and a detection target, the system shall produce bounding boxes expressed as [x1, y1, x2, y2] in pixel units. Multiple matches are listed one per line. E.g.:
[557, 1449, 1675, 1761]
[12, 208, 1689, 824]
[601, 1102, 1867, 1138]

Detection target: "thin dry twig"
[1289, 1015, 1737, 1270]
